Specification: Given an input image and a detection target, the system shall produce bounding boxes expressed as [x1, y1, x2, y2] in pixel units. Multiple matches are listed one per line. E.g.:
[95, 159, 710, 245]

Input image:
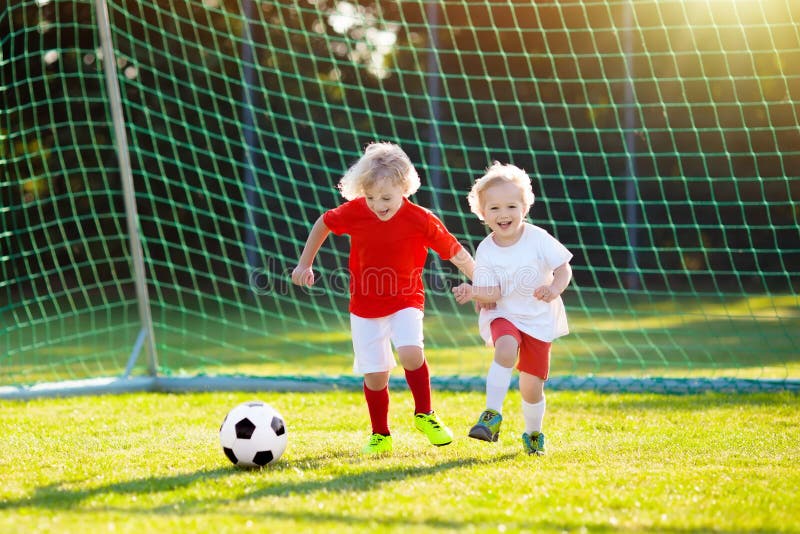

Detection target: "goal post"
[94, 0, 158, 377]
[2, 0, 798, 398]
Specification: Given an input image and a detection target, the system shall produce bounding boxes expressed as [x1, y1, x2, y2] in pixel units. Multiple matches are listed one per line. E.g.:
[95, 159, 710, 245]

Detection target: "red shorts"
[489, 318, 551, 380]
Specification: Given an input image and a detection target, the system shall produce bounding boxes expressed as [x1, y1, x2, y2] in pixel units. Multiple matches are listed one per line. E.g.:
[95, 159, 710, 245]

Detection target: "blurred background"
[2, 0, 798, 391]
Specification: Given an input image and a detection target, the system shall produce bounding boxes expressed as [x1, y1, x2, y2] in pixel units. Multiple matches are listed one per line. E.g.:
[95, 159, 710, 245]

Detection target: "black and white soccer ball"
[219, 401, 288, 467]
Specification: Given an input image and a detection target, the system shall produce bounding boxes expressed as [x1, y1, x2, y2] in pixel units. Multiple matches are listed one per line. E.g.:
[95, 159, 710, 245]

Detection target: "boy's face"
[481, 180, 527, 245]
[364, 179, 405, 221]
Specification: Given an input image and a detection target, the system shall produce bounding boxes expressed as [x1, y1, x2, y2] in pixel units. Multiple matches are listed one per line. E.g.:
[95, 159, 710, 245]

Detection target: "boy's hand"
[534, 284, 558, 303]
[291, 265, 315, 287]
[451, 282, 473, 305]
[453, 283, 497, 310]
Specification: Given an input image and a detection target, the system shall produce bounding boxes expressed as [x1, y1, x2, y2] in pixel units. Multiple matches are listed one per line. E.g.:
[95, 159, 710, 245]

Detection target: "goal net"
[2, 0, 798, 397]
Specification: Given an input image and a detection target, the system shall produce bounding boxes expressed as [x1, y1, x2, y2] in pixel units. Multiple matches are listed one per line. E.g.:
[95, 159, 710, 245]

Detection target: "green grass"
[1, 390, 798, 533]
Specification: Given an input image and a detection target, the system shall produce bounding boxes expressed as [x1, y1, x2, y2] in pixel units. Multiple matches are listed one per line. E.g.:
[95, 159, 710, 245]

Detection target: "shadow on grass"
[250, 453, 518, 498]
[1, 450, 785, 534]
[0, 467, 233, 511]
[0, 453, 516, 532]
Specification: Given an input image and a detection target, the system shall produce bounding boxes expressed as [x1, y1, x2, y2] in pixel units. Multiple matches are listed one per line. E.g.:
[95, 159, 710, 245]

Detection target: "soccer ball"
[219, 401, 288, 467]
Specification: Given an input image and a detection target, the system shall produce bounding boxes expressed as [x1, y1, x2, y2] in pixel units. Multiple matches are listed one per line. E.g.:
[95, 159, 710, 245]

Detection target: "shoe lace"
[479, 411, 496, 423]
[523, 433, 541, 451]
[419, 413, 441, 429]
[369, 434, 384, 445]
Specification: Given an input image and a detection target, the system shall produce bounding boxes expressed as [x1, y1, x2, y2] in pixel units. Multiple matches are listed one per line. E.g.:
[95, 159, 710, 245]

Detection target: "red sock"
[404, 360, 432, 415]
[363, 382, 390, 435]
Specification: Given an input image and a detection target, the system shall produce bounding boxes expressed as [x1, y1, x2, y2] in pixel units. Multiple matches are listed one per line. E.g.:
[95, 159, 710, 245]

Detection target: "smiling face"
[480, 179, 528, 246]
[364, 178, 406, 221]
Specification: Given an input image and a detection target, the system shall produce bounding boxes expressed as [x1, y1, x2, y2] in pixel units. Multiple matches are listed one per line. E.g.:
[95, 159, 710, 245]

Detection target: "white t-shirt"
[473, 223, 573, 344]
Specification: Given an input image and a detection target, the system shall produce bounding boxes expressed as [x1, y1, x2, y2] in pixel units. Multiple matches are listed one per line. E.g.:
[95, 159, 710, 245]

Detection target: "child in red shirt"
[292, 142, 475, 454]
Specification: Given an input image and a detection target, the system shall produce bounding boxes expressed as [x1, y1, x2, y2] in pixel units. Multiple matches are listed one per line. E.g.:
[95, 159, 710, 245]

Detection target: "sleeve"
[541, 230, 573, 270]
[425, 212, 463, 260]
[321, 201, 353, 236]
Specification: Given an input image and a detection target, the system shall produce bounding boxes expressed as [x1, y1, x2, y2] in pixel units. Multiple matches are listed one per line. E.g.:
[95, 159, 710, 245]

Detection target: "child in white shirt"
[453, 162, 573, 455]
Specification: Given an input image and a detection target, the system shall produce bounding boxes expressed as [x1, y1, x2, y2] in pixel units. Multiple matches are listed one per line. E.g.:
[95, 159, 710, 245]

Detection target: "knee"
[523, 390, 544, 404]
[519, 372, 545, 403]
[493, 336, 518, 368]
[364, 372, 389, 391]
[397, 345, 424, 370]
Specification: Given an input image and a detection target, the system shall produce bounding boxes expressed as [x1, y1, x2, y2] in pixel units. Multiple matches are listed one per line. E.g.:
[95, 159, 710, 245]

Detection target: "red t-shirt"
[323, 197, 464, 318]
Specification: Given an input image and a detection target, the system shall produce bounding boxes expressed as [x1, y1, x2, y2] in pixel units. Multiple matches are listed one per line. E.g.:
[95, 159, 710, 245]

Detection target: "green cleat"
[522, 431, 545, 456]
[468, 408, 503, 442]
[414, 411, 453, 446]
[362, 433, 393, 455]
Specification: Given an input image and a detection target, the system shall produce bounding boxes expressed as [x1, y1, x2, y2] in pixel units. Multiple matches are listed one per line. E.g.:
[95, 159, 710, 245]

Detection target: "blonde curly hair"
[337, 142, 421, 201]
[467, 161, 535, 221]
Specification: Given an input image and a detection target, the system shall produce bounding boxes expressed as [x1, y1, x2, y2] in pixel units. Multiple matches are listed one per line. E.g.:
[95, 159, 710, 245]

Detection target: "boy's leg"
[363, 373, 391, 436]
[398, 346, 431, 415]
[520, 371, 546, 430]
[398, 348, 453, 446]
[469, 324, 519, 442]
[391, 308, 428, 415]
[468, 345, 516, 442]
[362, 373, 393, 454]
[486, 335, 519, 412]
[519, 371, 547, 456]
[486, 361, 513, 412]
[510, 329, 549, 456]
[391, 308, 453, 446]
[350, 312, 397, 453]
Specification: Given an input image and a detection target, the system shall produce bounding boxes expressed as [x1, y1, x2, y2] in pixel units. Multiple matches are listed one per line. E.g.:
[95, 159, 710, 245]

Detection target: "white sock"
[522, 396, 546, 434]
[485, 361, 513, 413]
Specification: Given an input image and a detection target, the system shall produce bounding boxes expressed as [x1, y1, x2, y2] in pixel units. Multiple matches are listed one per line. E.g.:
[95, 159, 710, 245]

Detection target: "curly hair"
[337, 142, 421, 200]
[466, 162, 535, 221]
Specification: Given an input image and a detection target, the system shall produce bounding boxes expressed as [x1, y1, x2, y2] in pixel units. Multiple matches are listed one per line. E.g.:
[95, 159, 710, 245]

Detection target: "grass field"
[2, 389, 798, 533]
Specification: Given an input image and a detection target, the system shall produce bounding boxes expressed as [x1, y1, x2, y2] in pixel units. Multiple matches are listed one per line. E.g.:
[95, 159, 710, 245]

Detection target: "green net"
[2, 0, 799, 394]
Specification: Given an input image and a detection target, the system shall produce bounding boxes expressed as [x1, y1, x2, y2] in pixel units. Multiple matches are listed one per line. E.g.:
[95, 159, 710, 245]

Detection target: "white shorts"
[350, 307, 425, 374]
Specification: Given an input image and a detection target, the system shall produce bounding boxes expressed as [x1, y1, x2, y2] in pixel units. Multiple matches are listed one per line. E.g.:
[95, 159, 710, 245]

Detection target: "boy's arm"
[452, 282, 501, 305]
[449, 248, 500, 309]
[551, 262, 573, 294]
[291, 215, 331, 286]
[533, 262, 572, 302]
[447, 247, 475, 281]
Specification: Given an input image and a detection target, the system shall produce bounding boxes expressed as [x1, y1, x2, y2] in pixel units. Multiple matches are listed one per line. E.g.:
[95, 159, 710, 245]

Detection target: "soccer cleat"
[468, 408, 503, 442]
[414, 411, 453, 446]
[362, 433, 393, 455]
[522, 431, 546, 456]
